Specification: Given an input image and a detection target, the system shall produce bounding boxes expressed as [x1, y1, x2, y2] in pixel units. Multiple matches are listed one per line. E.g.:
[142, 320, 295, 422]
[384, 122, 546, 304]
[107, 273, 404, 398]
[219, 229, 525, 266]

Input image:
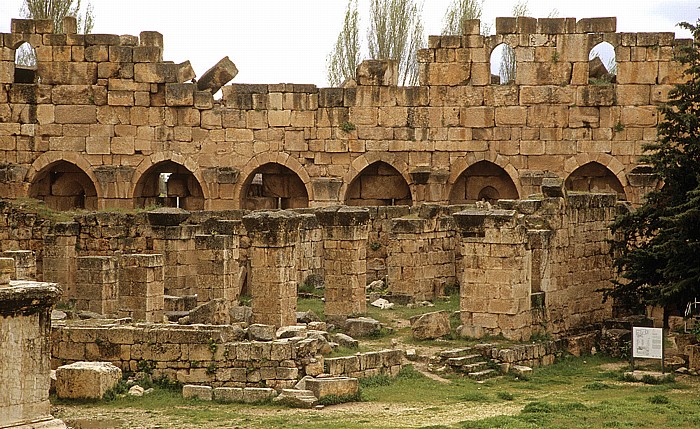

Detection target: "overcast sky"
[0, 0, 697, 86]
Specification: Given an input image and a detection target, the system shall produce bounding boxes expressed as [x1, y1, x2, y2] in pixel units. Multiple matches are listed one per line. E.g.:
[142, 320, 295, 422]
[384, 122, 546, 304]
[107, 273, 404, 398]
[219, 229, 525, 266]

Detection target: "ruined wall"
[0, 17, 686, 212]
[51, 323, 324, 389]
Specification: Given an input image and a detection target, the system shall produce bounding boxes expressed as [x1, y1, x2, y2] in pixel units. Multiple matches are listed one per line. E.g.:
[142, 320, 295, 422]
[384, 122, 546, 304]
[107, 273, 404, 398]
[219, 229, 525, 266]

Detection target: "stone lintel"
[242, 210, 301, 246]
[315, 206, 370, 227]
[0, 282, 61, 317]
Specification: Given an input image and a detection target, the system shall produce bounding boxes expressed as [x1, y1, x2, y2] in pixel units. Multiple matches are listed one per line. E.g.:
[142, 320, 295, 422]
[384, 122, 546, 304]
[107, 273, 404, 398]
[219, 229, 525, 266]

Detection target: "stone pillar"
[118, 254, 164, 322]
[242, 211, 301, 328]
[75, 256, 118, 315]
[195, 232, 239, 305]
[453, 209, 532, 341]
[0, 282, 65, 428]
[42, 222, 78, 301]
[316, 206, 370, 323]
[151, 225, 197, 297]
[296, 214, 324, 290]
[1, 250, 36, 280]
[0, 258, 15, 285]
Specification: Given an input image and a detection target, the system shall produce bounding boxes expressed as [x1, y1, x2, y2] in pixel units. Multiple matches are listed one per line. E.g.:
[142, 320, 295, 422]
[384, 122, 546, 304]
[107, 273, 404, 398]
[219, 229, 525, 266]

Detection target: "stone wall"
[51, 323, 326, 389]
[0, 281, 64, 429]
[324, 350, 404, 378]
[0, 16, 686, 212]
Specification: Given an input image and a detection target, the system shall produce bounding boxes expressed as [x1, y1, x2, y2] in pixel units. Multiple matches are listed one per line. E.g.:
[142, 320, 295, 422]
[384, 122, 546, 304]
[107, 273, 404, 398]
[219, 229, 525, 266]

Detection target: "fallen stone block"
[297, 310, 321, 323]
[305, 377, 359, 400]
[371, 298, 394, 310]
[248, 323, 276, 341]
[182, 298, 230, 325]
[410, 311, 451, 340]
[55, 361, 122, 399]
[273, 389, 318, 408]
[345, 317, 381, 338]
[128, 385, 144, 397]
[182, 384, 213, 401]
[510, 365, 533, 378]
[242, 387, 277, 403]
[197, 56, 238, 94]
[277, 325, 308, 339]
[213, 387, 243, 403]
[230, 305, 252, 324]
[333, 332, 359, 349]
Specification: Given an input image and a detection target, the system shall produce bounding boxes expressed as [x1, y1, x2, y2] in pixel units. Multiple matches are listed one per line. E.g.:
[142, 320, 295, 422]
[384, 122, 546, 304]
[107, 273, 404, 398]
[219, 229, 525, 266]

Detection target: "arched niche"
[565, 162, 626, 200]
[449, 160, 519, 204]
[28, 161, 98, 210]
[240, 163, 309, 210]
[490, 43, 516, 85]
[589, 41, 616, 84]
[14, 41, 38, 83]
[345, 161, 412, 206]
[133, 161, 205, 210]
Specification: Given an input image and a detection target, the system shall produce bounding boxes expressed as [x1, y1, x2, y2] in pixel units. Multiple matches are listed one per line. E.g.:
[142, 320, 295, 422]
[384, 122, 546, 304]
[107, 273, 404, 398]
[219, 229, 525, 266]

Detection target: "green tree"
[442, 0, 483, 35]
[607, 19, 700, 320]
[367, 0, 425, 86]
[327, 0, 361, 87]
[498, 0, 529, 84]
[16, 0, 94, 66]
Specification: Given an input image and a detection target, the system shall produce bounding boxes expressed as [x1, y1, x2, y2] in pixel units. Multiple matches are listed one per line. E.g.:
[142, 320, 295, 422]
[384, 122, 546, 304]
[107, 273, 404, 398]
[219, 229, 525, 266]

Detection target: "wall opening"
[346, 161, 412, 206]
[589, 41, 616, 84]
[490, 43, 516, 85]
[29, 161, 98, 210]
[449, 161, 519, 204]
[14, 42, 37, 83]
[565, 162, 625, 200]
[241, 163, 309, 210]
[133, 161, 204, 210]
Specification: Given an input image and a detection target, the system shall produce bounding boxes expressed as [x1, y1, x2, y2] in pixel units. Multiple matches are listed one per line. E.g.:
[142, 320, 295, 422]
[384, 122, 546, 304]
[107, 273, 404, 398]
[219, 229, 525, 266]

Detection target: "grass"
[53, 356, 700, 428]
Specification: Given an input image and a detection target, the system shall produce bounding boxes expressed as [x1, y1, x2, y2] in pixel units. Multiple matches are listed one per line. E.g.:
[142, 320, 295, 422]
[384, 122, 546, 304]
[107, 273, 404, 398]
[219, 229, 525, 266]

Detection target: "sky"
[0, 0, 697, 87]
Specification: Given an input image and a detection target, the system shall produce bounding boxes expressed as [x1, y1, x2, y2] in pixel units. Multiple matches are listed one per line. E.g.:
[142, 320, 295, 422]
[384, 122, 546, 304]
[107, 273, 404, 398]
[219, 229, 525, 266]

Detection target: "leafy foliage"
[327, 0, 361, 87]
[441, 0, 483, 36]
[21, 0, 94, 34]
[607, 19, 700, 316]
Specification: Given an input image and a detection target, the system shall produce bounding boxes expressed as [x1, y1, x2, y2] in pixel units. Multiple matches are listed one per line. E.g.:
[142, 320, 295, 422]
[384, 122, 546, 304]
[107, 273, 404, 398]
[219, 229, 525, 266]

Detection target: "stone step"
[447, 354, 482, 366]
[440, 347, 475, 359]
[458, 362, 490, 373]
[468, 369, 497, 381]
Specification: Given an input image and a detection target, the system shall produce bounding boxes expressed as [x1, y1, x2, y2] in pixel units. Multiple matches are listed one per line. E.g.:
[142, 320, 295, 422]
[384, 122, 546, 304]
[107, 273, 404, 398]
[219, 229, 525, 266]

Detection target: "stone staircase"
[440, 347, 498, 380]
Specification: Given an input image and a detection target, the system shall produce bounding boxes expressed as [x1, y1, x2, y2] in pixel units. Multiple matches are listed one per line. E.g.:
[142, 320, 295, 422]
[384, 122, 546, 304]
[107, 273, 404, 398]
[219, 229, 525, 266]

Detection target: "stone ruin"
[0, 13, 695, 422]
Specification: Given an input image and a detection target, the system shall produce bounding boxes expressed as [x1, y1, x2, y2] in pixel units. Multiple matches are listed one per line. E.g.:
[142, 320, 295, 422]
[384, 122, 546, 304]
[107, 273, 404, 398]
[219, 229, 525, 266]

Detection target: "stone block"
[55, 361, 122, 399]
[182, 384, 213, 401]
[357, 59, 398, 86]
[496, 17, 517, 34]
[197, 56, 238, 94]
[133, 46, 162, 63]
[576, 18, 616, 33]
[344, 317, 381, 338]
[140, 31, 164, 48]
[242, 387, 277, 403]
[165, 83, 195, 106]
[305, 377, 359, 400]
[213, 387, 243, 402]
[54, 105, 97, 124]
[273, 389, 318, 408]
[410, 311, 451, 340]
[0, 258, 14, 285]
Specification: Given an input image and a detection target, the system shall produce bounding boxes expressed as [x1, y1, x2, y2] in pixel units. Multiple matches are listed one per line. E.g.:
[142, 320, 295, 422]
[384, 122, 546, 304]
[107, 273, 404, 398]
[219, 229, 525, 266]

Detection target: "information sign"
[632, 327, 663, 359]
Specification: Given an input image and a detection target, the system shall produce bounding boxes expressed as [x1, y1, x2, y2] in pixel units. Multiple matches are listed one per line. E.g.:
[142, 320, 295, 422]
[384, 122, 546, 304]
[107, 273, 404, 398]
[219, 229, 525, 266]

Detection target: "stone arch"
[131, 154, 207, 210]
[589, 41, 616, 83]
[447, 153, 522, 203]
[565, 161, 627, 200]
[563, 154, 628, 200]
[449, 160, 519, 204]
[27, 155, 99, 211]
[234, 153, 313, 209]
[240, 163, 310, 210]
[345, 160, 412, 206]
[490, 43, 517, 85]
[13, 41, 38, 83]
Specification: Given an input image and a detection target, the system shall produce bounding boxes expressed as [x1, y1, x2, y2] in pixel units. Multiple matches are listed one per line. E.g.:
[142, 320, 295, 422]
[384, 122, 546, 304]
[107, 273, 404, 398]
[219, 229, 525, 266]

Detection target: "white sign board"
[632, 327, 663, 359]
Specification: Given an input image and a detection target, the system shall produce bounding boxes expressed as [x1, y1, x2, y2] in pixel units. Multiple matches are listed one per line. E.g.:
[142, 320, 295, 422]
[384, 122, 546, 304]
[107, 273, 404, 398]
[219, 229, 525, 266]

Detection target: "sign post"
[631, 326, 665, 373]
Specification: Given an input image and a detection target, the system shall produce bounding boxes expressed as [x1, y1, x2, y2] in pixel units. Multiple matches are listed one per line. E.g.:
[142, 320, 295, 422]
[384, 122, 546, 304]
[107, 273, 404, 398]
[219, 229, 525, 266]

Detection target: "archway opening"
[134, 161, 204, 210]
[346, 161, 412, 206]
[490, 43, 516, 85]
[29, 161, 97, 210]
[589, 41, 616, 84]
[566, 162, 625, 200]
[14, 41, 37, 83]
[241, 163, 309, 210]
[449, 161, 518, 204]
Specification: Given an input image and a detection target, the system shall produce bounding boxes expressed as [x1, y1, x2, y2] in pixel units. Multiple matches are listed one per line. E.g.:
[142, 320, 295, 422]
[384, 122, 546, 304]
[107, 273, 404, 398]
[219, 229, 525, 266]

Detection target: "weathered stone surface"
[305, 377, 359, 400]
[55, 362, 122, 399]
[248, 323, 276, 341]
[197, 56, 238, 93]
[242, 387, 277, 403]
[182, 384, 213, 401]
[230, 305, 253, 324]
[273, 389, 318, 408]
[213, 387, 243, 403]
[410, 311, 451, 340]
[333, 333, 359, 349]
[277, 325, 308, 339]
[181, 298, 230, 325]
[344, 317, 381, 338]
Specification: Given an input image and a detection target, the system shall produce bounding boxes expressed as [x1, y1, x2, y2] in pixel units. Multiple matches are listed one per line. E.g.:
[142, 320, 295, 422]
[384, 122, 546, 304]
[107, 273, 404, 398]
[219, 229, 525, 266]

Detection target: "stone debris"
[344, 317, 381, 338]
[371, 298, 394, 310]
[277, 325, 308, 339]
[410, 311, 451, 340]
[197, 56, 238, 94]
[230, 305, 253, 325]
[128, 385, 144, 396]
[367, 280, 385, 291]
[247, 323, 276, 341]
[55, 361, 122, 399]
[273, 388, 318, 408]
[179, 298, 230, 325]
[297, 310, 321, 323]
[333, 333, 359, 349]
